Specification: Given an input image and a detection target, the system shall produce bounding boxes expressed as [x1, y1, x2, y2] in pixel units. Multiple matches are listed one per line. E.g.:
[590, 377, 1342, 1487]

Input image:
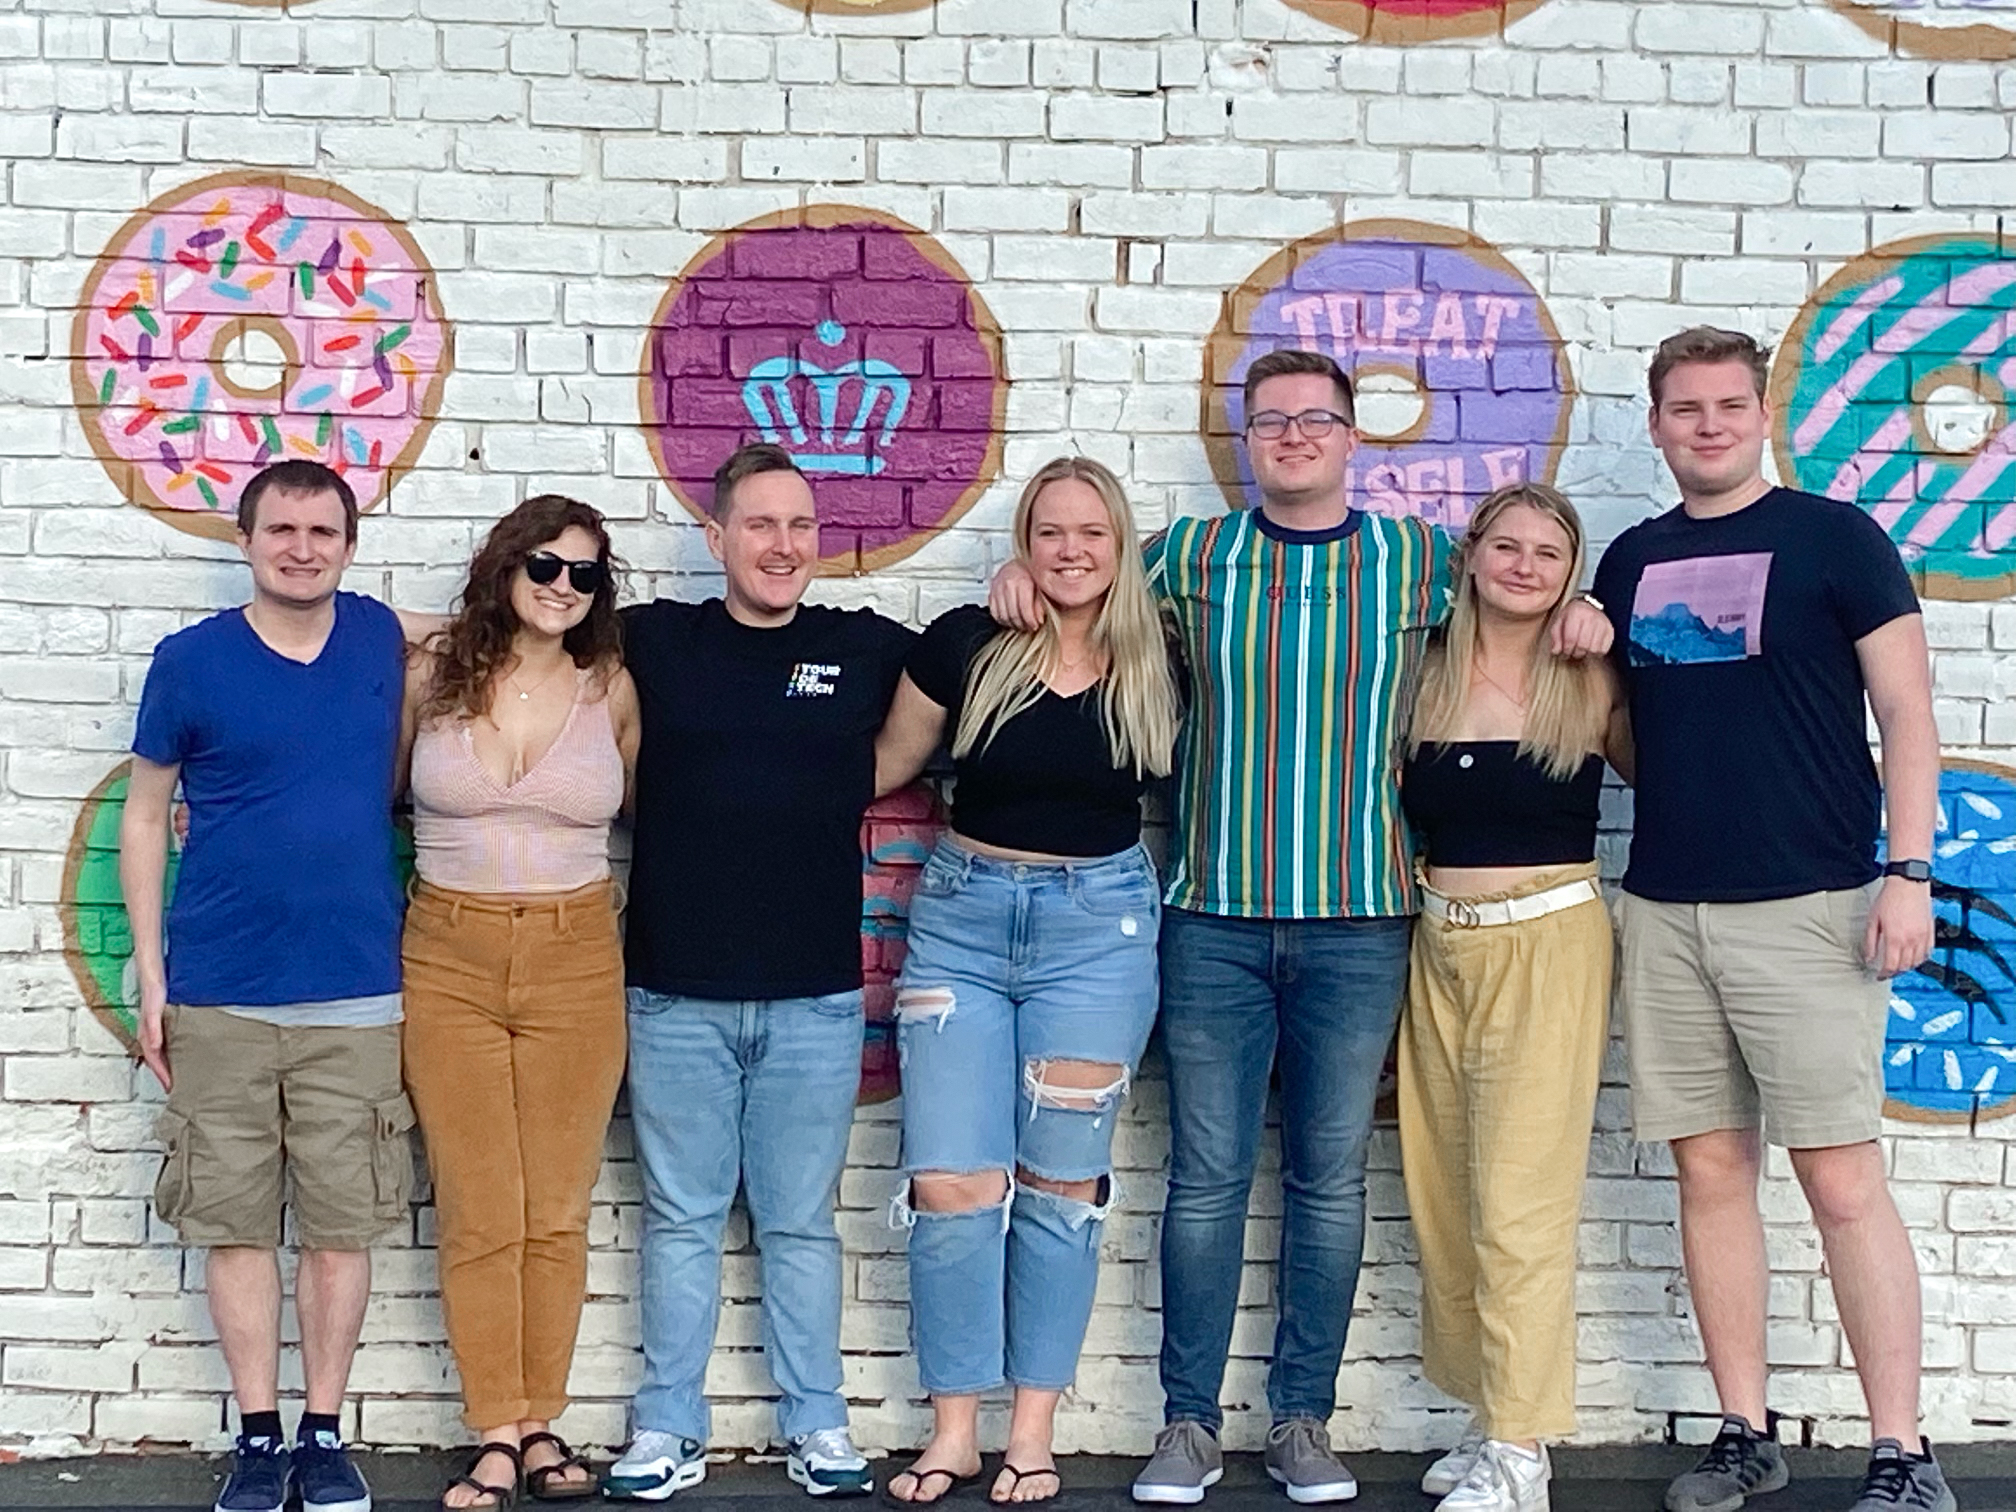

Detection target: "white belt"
[1419, 877, 1600, 929]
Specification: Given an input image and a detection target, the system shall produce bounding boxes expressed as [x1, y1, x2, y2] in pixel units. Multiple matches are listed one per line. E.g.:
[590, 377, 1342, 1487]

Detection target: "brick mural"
[2, 0, 2016, 1465]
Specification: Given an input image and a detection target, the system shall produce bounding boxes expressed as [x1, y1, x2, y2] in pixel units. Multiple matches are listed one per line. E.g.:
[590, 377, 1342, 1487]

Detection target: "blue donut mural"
[1882, 759, 2016, 1124]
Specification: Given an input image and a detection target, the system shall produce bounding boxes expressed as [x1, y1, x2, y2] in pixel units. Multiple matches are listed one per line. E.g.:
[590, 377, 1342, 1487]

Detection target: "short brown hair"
[237, 460, 359, 543]
[710, 442, 804, 522]
[1648, 326, 1771, 410]
[1242, 348, 1356, 428]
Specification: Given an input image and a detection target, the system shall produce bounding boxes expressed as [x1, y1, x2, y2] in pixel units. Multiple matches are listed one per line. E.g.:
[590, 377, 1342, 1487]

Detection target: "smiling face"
[1469, 500, 1576, 623]
[707, 466, 819, 626]
[238, 487, 355, 610]
[1649, 358, 1772, 502]
[1245, 370, 1358, 511]
[510, 523, 603, 642]
[1026, 477, 1119, 616]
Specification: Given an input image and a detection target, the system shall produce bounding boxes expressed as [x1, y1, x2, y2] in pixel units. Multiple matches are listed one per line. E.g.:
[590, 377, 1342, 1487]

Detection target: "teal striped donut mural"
[1771, 233, 2016, 601]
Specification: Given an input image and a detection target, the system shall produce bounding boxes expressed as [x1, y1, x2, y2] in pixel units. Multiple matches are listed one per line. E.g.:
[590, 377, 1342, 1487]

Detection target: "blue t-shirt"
[1593, 487, 1921, 904]
[132, 591, 406, 1006]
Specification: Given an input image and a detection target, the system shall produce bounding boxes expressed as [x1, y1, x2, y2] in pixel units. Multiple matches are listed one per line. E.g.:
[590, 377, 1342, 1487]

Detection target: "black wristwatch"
[1883, 859, 1933, 883]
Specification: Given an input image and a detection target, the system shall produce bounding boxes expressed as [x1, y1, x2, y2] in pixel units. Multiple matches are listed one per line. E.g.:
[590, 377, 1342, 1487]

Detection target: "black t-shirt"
[1592, 487, 1920, 903]
[622, 598, 914, 999]
[908, 604, 1147, 859]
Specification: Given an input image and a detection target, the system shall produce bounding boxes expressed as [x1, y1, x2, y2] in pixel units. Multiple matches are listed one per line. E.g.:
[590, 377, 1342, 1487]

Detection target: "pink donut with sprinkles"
[73, 173, 451, 537]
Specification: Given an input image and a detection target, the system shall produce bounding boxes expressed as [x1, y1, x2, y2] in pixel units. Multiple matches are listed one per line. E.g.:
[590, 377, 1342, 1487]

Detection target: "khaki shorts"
[153, 1004, 415, 1250]
[1615, 885, 1888, 1149]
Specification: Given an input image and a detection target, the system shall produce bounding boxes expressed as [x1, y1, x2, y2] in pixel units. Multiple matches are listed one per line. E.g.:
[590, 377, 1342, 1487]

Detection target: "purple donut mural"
[641, 205, 1008, 572]
[1205, 220, 1573, 533]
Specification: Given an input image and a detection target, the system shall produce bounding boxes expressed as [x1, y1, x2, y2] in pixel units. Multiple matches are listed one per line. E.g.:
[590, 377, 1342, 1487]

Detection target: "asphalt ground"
[0, 1448, 2011, 1512]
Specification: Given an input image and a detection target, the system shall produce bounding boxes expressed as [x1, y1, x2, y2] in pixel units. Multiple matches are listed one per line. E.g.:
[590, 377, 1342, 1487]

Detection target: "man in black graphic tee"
[605, 445, 911, 1503]
[1593, 328, 1953, 1512]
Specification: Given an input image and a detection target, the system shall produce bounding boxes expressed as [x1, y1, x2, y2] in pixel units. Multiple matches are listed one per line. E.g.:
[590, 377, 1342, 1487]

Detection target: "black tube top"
[1401, 741, 1604, 868]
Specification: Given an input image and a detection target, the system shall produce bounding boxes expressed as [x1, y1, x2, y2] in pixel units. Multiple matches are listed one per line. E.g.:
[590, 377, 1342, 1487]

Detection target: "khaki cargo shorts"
[1615, 884, 1889, 1150]
[153, 1004, 416, 1250]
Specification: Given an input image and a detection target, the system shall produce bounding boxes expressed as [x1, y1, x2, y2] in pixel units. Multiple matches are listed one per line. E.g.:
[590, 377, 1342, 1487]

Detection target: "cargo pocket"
[153, 1109, 194, 1227]
[369, 1095, 417, 1222]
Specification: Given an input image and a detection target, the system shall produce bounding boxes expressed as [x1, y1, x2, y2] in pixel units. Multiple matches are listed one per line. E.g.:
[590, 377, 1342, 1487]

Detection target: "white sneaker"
[788, 1428, 873, 1498]
[602, 1430, 708, 1502]
[1436, 1441, 1550, 1512]
[1421, 1419, 1489, 1495]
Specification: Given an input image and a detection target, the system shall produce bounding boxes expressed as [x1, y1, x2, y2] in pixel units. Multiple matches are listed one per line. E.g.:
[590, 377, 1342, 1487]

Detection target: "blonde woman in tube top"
[1396, 483, 1630, 1512]
[401, 495, 639, 1511]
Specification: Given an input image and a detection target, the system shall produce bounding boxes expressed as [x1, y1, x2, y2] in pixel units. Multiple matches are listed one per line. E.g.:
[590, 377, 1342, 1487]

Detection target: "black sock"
[298, 1412, 342, 1444]
[241, 1411, 284, 1445]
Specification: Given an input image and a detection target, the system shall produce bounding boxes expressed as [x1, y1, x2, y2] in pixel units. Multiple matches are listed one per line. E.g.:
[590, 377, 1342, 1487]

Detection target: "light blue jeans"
[625, 987, 864, 1443]
[893, 840, 1161, 1395]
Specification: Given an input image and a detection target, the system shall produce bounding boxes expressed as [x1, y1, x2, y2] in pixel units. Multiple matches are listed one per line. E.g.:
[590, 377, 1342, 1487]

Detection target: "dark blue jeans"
[1156, 907, 1412, 1430]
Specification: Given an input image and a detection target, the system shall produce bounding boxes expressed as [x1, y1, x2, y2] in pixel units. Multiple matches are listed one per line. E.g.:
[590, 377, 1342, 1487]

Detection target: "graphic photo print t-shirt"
[1592, 487, 1920, 904]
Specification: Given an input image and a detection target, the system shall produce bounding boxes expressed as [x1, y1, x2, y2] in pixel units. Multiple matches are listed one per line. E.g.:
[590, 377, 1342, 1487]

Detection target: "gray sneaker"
[1132, 1422, 1224, 1506]
[1263, 1419, 1358, 1505]
[1665, 1416, 1788, 1512]
[1849, 1438, 1956, 1512]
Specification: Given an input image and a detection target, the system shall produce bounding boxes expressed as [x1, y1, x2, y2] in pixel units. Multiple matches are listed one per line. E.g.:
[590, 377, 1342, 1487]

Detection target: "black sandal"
[519, 1432, 595, 1503]
[442, 1441, 522, 1511]
[882, 1464, 981, 1507]
[990, 1464, 1061, 1506]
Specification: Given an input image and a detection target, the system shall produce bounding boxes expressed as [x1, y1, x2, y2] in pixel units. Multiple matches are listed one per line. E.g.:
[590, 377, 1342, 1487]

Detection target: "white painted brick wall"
[3, 0, 2015, 1461]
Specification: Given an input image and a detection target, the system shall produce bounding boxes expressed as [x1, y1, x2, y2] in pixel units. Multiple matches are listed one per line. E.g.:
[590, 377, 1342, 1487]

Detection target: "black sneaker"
[292, 1425, 372, 1512]
[1665, 1414, 1790, 1512]
[1850, 1438, 1957, 1512]
[215, 1434, 291, 1512]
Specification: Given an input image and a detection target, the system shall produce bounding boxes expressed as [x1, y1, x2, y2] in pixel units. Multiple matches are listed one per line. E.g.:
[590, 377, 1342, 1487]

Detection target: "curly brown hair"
[421, 495, 626, 722]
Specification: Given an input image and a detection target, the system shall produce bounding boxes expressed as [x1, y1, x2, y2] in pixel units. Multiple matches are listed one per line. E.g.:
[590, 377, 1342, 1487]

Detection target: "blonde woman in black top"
[1398, 483, 1629, 1512]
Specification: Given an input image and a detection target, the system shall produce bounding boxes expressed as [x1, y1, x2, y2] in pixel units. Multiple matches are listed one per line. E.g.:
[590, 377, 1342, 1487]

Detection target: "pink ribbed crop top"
[411, 674, 623, 893]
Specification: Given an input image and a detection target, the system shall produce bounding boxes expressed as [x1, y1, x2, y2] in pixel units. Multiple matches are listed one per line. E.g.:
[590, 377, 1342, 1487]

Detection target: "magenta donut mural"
[1277, 0, 1554, 40]
[641, 205, 1009, 573]
[1205, 219, 1574, 532]
[72, 173, 452, 539]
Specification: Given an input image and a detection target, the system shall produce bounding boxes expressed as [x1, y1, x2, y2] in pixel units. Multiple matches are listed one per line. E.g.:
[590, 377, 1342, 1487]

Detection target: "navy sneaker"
[292, 1425, 372, 1512]
[215, 1434, 291, 1512]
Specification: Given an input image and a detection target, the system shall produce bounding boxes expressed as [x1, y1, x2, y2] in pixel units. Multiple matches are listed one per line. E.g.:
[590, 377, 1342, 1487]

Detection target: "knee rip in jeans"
[887, 1168, 1012, 1233]
[1023, 1059, 1129, 1127]
[1016, 1168, 1116, 1230]
[894, 986, 957, 1031]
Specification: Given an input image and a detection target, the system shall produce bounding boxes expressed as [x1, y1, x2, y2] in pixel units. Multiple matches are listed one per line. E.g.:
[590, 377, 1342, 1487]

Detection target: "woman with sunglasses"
[400, 496, 639, 1510]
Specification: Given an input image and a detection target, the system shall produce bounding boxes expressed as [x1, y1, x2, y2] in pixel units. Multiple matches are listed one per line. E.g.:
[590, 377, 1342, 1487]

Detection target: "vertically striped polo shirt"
[1147, 508, 1451, 920]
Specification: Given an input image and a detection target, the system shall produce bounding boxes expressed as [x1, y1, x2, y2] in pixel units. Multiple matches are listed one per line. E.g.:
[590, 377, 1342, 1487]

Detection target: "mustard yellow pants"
[402, 879, 627, 1429]
[1398, 862, 1611, 1442]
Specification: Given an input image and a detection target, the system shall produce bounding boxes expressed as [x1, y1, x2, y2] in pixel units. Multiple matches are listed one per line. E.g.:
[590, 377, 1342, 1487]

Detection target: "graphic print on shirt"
[786, 662, 842, 698]
[1628, 553, 1773, 667]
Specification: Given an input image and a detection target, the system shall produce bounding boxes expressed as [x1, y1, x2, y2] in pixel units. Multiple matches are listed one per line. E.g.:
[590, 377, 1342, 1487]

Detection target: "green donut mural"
[60, 762, 174, 1053]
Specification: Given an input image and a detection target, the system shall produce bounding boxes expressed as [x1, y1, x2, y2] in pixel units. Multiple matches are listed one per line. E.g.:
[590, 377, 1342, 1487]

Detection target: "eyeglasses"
[525, 552, 606, 594]
[1247, 408, 1352, 440]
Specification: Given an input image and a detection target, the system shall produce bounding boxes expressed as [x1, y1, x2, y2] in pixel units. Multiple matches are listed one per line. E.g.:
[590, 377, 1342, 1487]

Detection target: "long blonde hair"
[1409, 483, 1606, 781]
[954, 458, 1179, 779]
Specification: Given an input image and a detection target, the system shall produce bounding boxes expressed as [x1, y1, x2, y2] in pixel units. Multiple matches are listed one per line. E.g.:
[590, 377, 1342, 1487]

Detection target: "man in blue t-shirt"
[123, 460, 410, 1512]
[1594, 328, 1953, 1512]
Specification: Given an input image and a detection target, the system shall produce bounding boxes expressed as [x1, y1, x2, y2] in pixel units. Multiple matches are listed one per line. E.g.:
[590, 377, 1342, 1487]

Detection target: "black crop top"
[907, 605, 1145, 859]
[1401, 741, 1604, 868]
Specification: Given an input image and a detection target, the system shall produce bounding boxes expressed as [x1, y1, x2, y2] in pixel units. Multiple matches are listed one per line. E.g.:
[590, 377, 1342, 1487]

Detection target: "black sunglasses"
[525, 551, 606, 594]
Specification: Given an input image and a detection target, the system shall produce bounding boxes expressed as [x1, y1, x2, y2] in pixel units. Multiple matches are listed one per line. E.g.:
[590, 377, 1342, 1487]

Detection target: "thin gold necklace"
[1471, 658, 1529, 711]
[507, 657, 567, 703]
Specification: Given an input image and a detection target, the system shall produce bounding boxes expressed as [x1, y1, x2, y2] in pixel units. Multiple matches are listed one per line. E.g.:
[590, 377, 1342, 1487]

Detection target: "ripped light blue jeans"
[892, 839, 1161, 1395]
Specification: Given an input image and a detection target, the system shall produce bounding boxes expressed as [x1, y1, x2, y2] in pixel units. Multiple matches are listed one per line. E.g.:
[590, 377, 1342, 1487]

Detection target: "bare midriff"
[1424, 861, 1573, 899]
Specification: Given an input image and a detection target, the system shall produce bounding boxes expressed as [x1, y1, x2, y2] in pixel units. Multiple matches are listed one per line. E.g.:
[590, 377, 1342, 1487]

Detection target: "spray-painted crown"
[742, 320, 912, 476]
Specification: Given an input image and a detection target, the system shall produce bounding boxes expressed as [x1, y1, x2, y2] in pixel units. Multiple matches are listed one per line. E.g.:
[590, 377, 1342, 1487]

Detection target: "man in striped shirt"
[996, 349, 1611, 1504]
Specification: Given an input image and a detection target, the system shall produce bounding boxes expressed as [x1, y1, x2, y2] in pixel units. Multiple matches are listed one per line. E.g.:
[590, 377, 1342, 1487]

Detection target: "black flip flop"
[519, 1432, 596, 1503]
[989, 1464, 1062, 1506]
[881, 1464, 982, 1508]
[441, 1441, 522, 1511]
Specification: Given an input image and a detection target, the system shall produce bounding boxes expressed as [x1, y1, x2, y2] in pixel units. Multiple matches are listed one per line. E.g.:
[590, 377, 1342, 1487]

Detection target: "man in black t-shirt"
[1594, 328, 1952, 1512]
[602, 446, 912, 1504]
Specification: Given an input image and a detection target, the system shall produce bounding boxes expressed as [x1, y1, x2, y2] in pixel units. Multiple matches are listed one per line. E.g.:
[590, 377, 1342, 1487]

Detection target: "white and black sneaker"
[602, 1431, 707, 1502]
[788, 1428, 873, 1497]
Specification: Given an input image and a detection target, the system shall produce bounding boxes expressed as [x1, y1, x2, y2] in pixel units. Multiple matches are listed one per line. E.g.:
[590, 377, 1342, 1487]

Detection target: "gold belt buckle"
[1445, 897, 1482, 930]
